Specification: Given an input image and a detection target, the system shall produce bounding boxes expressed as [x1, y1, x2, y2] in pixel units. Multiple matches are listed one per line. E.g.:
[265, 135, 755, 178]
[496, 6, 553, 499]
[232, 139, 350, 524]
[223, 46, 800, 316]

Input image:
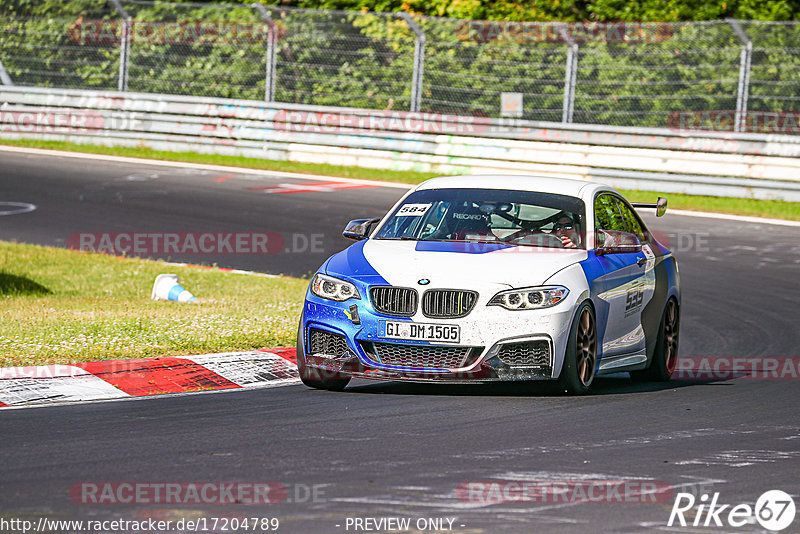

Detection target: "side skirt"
[597, 350, 648, 375]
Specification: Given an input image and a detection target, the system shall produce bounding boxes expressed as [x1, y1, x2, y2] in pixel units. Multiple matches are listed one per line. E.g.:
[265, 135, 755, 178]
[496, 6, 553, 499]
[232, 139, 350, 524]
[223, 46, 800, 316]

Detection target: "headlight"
[488, 286, 569, 310]
[311, 273, 360, 302]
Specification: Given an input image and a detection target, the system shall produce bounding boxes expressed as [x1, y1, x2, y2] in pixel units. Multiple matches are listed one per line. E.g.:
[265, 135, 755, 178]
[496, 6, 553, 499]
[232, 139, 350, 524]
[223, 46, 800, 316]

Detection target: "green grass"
[0, 241, 308, 367]
[2, 138, 798, 221]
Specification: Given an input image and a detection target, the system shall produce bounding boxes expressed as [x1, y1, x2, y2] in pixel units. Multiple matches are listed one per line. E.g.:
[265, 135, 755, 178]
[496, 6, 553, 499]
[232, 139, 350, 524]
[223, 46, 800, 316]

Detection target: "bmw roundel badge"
[418, 278, 430, 285]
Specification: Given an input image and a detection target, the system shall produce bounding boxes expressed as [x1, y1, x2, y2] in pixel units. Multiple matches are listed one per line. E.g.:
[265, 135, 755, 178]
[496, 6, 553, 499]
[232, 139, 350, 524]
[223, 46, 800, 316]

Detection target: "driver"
[553, 214, 580, 248]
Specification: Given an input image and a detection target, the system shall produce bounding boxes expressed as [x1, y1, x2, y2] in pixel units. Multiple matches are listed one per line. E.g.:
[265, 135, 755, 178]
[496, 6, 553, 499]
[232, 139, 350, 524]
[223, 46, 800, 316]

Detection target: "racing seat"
[444, 204, 494, 242]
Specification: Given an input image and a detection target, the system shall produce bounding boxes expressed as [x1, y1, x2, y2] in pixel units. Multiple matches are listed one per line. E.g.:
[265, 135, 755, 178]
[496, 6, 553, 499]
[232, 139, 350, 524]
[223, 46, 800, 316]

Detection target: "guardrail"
[2, 86, 800, 202]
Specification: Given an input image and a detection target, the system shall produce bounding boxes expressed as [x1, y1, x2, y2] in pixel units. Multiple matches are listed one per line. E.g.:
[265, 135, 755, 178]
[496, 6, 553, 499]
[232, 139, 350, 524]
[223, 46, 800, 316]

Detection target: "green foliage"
[271, 9, 415, 108]
[3, 0, 799, 20]
[0, 0, 120, 90]
[586, 0, 799, 22]
[123, 2, 267, 98]
[1, 0, 799, 127]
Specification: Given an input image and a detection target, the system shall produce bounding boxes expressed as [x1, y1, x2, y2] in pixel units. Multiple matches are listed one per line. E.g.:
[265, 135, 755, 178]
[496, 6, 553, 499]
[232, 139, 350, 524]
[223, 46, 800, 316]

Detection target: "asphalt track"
[1, 148, 800, 533]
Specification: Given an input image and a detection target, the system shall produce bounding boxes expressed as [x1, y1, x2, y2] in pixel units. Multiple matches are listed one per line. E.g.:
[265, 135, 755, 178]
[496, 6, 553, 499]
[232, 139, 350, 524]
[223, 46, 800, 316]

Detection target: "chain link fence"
[574, 21, 743, 127]
[263, 7, 416, 110]
[0, 0, 120, 90]
[2, 1, 800, 132]
[118, 0, 267, 99]
[410, 15, 569, 122]
[744, 21, 800, 117]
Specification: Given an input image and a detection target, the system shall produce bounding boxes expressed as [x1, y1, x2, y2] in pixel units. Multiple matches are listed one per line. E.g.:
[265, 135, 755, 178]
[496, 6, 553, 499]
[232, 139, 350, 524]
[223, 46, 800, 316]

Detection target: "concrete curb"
[0, 348, 298, 409]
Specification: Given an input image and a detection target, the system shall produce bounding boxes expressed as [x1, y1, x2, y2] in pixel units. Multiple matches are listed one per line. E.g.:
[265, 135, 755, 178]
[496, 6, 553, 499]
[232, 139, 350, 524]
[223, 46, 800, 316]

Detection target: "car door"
[592, 194, 650, 367]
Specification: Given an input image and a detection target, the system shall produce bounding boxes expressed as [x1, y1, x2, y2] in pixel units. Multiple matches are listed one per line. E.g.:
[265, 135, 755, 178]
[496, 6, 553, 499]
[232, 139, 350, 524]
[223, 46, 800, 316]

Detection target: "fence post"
[400, 12, 425, 112]
[727, 18, 752, 133]
[0, 59, 13, 86]
[559, 24, 577, 123]
[253, 3, 277, 102]
[109, 0, 131, 91]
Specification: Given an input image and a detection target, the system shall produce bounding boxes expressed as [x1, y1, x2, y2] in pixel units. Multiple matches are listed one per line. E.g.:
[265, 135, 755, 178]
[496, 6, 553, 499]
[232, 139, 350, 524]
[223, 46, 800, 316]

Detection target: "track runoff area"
[0, 146, 798, 533]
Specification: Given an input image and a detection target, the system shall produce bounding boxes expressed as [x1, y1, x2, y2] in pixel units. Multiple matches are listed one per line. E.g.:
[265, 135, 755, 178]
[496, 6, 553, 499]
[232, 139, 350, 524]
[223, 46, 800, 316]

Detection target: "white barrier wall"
[2, 86, 800, 201]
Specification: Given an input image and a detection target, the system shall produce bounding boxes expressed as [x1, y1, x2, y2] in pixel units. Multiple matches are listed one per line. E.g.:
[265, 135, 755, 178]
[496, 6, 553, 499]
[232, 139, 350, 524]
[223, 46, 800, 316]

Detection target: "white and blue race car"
[297, 175, 680, 394]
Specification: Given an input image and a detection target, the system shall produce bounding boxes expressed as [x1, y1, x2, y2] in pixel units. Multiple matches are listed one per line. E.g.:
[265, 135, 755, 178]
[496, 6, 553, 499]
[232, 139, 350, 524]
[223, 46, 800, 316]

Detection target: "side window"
[594, 194, 627, 232]
[615, 199, 647, 243]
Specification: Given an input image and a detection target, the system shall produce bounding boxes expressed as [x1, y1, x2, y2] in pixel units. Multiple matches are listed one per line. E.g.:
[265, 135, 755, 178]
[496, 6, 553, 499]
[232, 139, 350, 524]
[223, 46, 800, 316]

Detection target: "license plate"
[378, 321, 460, 343]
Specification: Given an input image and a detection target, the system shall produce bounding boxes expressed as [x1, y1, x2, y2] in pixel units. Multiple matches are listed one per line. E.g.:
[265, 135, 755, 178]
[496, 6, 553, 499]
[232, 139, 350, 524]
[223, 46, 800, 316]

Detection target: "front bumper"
[301, 290, 576, 383]
[303, 353, 553, 383]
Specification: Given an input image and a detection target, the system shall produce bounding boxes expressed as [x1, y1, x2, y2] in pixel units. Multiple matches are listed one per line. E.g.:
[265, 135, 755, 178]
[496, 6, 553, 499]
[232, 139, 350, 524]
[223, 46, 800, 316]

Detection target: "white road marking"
[0, 145, 411, 189]
[674, 450, 800, 467]
[669, 208, 800, 227]
[0, 201, 36, 216]
[157, 261, 278, 277]
[494, 470, 657, 481]
[450, 428, 758, 460]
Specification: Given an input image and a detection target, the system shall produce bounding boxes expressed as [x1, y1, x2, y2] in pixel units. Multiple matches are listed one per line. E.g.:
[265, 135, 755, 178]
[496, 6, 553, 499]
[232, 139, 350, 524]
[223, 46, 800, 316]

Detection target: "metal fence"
[2, 1, 800, 132]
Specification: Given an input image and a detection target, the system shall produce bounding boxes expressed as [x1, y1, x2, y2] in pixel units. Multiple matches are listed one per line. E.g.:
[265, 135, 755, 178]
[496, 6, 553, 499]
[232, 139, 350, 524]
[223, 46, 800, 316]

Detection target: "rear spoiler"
[632, 197, 668, 217]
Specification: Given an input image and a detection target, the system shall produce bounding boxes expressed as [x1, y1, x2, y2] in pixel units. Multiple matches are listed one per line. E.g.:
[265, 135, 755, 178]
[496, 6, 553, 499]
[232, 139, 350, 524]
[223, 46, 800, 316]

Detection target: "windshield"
[375, 188, 586, 249]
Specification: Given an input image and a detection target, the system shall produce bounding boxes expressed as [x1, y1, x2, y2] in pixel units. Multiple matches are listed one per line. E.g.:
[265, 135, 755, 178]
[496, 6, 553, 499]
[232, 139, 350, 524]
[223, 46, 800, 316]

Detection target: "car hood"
[325, 239, 587, 290]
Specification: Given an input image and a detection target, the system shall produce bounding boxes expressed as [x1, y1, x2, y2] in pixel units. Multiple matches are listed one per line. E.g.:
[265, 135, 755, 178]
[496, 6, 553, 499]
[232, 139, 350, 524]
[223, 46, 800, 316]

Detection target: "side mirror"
[656, 197, 668, 217]
[343, 218, 381, 241]
[632, 197, 668, 217]
[595, 229, 642, 256]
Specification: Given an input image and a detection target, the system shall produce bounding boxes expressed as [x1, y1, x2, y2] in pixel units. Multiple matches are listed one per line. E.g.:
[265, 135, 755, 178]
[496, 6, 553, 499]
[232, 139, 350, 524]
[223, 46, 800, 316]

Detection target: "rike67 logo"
[669, 490, 796, 531]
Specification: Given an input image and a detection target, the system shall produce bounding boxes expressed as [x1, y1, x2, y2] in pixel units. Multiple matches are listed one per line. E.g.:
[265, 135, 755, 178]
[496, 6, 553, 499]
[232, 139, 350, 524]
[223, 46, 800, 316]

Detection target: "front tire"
[631, 298, 679, 382]
[558, 303, 597, 395]
[296, 322, 350, 391]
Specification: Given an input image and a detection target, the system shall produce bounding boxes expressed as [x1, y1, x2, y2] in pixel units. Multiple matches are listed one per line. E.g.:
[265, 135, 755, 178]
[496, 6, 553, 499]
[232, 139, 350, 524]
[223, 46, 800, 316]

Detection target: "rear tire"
[558, 303, 597, 395]
[631, 298, 679, 382]
[296, 322, 350, 391]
